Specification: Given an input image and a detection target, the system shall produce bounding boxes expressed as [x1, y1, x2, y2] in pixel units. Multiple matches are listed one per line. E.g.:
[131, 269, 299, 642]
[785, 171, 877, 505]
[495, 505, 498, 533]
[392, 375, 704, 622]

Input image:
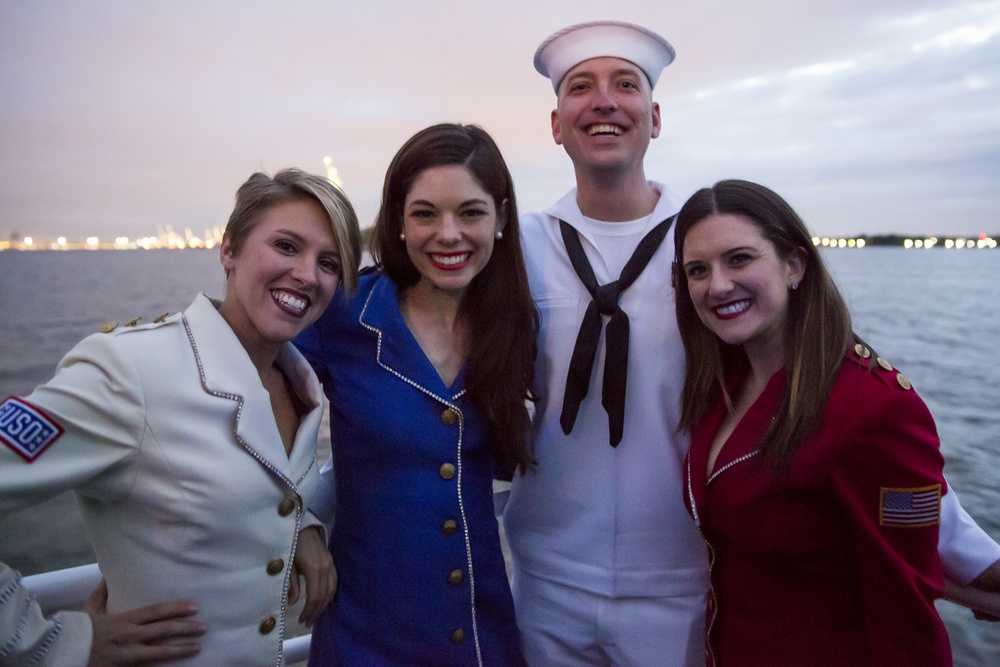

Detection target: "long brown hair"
[674, 180, 853, 471]
[371, 123, 539, 473]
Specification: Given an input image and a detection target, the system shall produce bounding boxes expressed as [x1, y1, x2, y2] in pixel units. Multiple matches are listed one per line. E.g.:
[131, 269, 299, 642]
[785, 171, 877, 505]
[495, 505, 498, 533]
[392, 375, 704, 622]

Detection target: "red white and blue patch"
[879, 485, 942, 527]
[0, 397, 64, 462]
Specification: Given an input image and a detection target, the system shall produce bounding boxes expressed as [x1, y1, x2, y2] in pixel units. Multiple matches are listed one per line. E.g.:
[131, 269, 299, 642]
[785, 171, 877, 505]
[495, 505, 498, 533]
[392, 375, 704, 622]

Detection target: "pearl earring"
[790, 282, 799, 290]
[495, 230, 504, 240]
[399, 232, 405, 241]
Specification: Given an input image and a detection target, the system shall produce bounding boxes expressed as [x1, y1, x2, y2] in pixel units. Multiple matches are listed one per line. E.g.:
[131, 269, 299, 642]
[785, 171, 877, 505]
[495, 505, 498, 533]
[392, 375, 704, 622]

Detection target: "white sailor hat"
[534, 20, 676, 93]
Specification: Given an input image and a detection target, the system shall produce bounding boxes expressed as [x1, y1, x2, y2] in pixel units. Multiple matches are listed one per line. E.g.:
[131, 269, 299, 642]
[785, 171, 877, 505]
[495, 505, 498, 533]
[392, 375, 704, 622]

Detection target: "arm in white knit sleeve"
[0, 562, 92, 667]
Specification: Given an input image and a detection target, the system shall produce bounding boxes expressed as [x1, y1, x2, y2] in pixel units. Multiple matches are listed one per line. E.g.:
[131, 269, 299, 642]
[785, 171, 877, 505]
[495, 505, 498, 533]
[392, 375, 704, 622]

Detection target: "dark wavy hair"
[673, 179, 854, 471]
[370, 123, 539, 473]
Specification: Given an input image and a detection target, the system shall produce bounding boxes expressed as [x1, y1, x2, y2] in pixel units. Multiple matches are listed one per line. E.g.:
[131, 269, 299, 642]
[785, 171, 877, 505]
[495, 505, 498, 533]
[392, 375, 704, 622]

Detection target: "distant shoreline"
[2, 231, 997, 252]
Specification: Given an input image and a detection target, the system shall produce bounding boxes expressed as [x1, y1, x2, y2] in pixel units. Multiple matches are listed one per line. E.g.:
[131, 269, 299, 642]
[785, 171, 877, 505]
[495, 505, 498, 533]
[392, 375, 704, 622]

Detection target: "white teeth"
[717, 300, 750, 316]
[273, 291, 307, 312]
[431, 253, 470, 266]
[588, 124, 622, 136]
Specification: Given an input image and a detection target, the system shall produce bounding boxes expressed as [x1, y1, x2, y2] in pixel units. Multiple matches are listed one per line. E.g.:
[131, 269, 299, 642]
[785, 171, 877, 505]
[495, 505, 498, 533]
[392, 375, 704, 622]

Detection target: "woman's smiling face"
[681, 212, 804, 364]
[401, 164, 501, 300]
[219, 197, 341, 359]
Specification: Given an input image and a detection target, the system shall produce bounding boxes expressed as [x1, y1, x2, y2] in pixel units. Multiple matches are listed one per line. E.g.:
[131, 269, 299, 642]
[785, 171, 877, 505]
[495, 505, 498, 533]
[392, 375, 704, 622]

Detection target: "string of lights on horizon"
[1, 157, 349, 252]
[0, 156, 995, 251]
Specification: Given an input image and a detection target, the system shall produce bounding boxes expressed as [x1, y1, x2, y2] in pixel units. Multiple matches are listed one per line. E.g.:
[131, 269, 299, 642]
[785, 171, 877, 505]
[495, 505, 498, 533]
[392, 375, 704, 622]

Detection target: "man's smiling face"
[551, 56, 661, 176]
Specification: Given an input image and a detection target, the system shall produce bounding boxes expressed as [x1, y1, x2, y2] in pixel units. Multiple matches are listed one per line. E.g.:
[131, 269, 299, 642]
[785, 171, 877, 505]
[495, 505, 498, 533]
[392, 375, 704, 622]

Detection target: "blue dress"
[296, 270, 524, 666]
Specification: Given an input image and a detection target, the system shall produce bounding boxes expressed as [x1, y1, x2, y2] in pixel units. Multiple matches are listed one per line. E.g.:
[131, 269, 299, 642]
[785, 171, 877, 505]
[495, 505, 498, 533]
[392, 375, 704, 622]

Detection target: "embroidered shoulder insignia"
[0, 397, 65, 462]
[879, 485, 941, 527]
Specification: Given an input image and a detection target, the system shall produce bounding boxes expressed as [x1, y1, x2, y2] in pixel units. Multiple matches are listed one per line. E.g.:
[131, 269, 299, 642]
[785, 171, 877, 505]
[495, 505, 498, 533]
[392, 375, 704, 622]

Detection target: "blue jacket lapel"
[358, 275, 463, 402]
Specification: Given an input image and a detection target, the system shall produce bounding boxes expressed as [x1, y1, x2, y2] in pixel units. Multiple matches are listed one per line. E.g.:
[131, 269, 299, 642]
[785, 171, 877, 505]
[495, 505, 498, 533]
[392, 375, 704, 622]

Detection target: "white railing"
[21, 562, 1000, 663]
[22, 563, 311, 664]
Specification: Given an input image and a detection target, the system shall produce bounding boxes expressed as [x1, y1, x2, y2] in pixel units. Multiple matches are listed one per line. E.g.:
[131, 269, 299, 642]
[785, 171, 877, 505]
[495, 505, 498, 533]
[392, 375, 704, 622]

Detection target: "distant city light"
[323, 156, 344, 189]
[2, 232, 991, 253]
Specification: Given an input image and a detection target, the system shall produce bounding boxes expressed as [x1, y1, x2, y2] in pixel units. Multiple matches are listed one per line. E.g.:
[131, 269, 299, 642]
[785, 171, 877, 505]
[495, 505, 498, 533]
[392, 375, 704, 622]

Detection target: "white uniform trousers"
[511, 562, 707, 667]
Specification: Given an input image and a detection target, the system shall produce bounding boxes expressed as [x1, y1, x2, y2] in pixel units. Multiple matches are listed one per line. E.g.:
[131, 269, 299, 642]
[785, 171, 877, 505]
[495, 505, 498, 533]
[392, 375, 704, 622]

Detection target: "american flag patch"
[879, 485, 942, 527]
[0, 397, 64, 462]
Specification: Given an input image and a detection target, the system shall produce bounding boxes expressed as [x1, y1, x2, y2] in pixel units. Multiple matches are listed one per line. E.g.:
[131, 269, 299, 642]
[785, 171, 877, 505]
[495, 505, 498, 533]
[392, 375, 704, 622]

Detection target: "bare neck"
[401, 282, 464, 331]
[744, 341, 786, 394]
[398, 283, 470, 387]
[217, 298, 282, 380]
[574, 167, 659, 222]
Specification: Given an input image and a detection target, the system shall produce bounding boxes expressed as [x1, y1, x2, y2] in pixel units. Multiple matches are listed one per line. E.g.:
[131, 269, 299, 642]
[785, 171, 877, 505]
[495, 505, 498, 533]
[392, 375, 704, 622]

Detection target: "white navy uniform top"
[501, 180, 1000, 600]
[0, 293, 324, 667]
[504, 181, 710, 599]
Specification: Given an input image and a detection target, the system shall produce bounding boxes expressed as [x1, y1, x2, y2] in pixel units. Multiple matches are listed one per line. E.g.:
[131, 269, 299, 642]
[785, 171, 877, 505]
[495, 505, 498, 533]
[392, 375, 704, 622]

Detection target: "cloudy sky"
[1, 0, 998, 242]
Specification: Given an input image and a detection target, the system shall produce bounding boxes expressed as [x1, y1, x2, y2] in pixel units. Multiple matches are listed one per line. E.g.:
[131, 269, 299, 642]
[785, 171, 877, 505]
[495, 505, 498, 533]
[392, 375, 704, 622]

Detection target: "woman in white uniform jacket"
[0, 169, 361, 667]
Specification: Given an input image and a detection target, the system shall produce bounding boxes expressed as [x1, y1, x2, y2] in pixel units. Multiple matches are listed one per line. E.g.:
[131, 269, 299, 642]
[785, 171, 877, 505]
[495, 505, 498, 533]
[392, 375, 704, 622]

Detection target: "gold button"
[277, 497, 297, 516]
[448, 569, 464, 586]
[266, 559, 284, 575]
[99, 320, 118, 333]
[451, 628, 466, 644]
[439, 463, 456, 480]
[442, 519, 458, 536]
[259, 616, 276, 634]
[854, 343, 871, 359]
[897, 374, 912, 391]
[876, 357, 893, 371]
[440, 408, 458, 425]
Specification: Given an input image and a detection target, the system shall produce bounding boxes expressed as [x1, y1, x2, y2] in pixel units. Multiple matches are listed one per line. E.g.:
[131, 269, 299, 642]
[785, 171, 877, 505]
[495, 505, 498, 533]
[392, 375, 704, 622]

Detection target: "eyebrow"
[407, 198, 490, 208]
[565, 66, 646, 85]
[611, 66, 644, 80]
[682, 245, 759, 267]
[273, 228, 340, 254]
[273, 228, 306, 241]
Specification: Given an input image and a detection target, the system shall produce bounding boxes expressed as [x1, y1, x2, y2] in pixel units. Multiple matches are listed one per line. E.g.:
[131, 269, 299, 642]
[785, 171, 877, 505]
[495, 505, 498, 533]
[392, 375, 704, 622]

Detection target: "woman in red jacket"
[673, 179, 952, 666]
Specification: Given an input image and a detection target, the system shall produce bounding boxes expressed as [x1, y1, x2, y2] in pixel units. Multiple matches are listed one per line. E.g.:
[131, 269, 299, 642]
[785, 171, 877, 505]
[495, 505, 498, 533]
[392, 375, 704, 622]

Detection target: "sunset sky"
[2, 0, 998, 241]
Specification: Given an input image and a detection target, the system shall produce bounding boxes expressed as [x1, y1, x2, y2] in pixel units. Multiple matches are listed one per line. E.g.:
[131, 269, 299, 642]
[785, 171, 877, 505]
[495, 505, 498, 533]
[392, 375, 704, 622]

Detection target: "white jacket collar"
[182, 293, 320, 487]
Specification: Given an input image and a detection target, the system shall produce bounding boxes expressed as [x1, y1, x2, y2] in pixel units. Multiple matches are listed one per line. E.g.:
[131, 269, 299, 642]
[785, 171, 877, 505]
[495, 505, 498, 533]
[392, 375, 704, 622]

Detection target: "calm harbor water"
[1, 247, 998, 664]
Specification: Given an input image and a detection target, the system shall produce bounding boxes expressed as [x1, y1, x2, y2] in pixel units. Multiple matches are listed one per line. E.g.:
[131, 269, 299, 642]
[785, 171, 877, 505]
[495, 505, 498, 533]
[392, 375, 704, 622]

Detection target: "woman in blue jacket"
[297, 123, 537, 665]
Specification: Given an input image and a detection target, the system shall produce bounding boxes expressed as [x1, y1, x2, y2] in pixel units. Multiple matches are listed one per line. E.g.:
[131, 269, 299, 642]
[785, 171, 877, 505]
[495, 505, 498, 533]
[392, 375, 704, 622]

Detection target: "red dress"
[683, 347, 952, 666]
